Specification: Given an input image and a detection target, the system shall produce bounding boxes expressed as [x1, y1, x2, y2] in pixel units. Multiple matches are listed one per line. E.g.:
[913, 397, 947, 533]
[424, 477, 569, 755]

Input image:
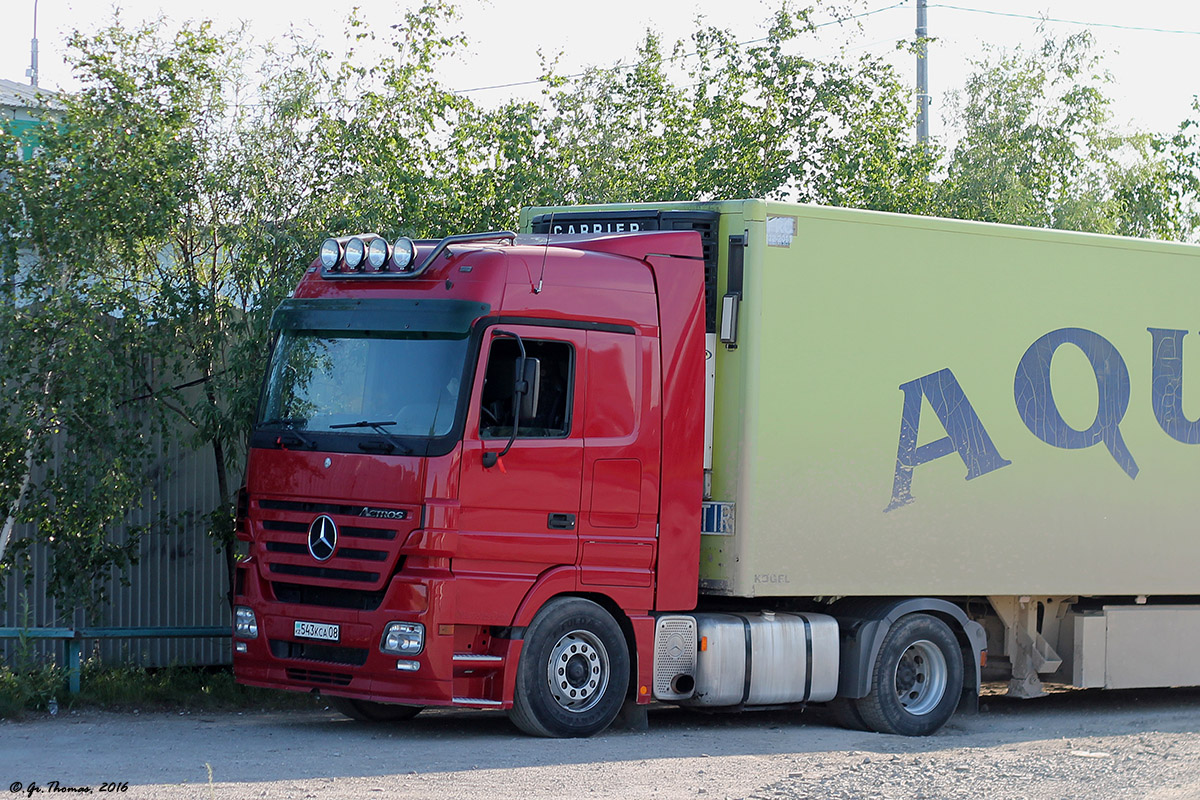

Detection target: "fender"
[504, 568, 654, 709]
[830, 597, 986, 705]
[508, 566, 581, 630]
[508, 567, 655, 631]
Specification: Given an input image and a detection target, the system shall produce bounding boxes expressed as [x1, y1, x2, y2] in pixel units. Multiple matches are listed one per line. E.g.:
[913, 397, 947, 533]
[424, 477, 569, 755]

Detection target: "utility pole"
[27, 0, 40, 87]
[916, 0, 929, 144]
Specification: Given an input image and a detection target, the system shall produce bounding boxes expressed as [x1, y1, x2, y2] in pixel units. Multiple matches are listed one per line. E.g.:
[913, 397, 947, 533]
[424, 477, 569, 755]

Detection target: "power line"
[928, 4, 1200, 37]
[452, 2, 1200, 96]
[451, 1, 909, 95]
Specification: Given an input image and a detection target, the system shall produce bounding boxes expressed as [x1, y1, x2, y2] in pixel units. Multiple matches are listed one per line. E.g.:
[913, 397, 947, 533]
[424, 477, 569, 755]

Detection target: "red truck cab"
[233, 230, 707, 736]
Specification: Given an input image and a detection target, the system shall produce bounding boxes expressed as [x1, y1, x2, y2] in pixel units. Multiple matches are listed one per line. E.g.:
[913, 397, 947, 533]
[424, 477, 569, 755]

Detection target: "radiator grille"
[269, 563, 380, 582]
[270, 582, 387, 611]
[270, 639, 368, 666]
[253, 496, 414, 591]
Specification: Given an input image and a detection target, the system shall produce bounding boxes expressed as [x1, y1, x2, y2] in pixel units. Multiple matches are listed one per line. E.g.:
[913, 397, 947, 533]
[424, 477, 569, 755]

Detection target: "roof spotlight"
[366, 237, 390, 270]
[391, 237, 416, 272]
[319, 238, 342, 270]
[344, 237, 367, 270]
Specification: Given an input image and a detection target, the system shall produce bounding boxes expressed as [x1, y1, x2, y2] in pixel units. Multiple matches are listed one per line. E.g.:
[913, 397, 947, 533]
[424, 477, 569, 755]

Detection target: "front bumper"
[233, 561, 514, 708]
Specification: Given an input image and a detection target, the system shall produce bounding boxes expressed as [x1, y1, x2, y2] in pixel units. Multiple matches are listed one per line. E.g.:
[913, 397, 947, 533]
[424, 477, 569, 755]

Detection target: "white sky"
[3, 0, 1199, 142]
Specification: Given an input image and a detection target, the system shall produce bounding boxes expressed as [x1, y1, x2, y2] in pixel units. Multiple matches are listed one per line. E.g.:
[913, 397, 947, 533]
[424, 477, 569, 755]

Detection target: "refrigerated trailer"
[233, 199, 1200, 737]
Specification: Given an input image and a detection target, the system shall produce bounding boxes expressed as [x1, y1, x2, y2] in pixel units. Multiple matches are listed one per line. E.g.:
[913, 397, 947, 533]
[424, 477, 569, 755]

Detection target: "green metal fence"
[0, 626, 229, 693]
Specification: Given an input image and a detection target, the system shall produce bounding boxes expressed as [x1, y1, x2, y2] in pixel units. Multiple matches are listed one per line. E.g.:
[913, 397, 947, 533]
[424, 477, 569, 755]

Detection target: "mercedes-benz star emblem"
[307, 515, 338, 561]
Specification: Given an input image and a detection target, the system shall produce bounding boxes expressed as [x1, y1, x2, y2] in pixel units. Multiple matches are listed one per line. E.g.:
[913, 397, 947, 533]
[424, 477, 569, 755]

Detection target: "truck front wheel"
[854, 613, 963, 736]
[328, 696, 422, 722]
[509, 598, 629, 738]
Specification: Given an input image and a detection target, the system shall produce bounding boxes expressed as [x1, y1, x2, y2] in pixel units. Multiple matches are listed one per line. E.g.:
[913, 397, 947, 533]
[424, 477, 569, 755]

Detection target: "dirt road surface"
[3, 687, 1200, 799]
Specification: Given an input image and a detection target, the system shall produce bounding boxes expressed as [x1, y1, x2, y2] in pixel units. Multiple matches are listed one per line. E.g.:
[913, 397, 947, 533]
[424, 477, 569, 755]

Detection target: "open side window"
[480, 338, 573, 439]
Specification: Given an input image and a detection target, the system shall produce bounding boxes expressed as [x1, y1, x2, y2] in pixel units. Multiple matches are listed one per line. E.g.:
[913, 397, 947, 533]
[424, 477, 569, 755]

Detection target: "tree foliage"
[0, 16, 219, 615]
[939, 33, 1199, 238]
[0, 16, 319, 613]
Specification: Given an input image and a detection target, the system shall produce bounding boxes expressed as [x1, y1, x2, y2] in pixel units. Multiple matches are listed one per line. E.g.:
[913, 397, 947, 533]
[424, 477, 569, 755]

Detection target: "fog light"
[395, 659, 420, 672]
[235, 641, 248, 654]
[234, 606, 258, 639]
[381, 621, 424, 655]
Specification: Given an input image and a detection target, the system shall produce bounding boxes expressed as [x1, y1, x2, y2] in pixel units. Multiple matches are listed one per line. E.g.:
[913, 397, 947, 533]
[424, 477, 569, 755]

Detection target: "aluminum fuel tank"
[680, 610, 839, 706]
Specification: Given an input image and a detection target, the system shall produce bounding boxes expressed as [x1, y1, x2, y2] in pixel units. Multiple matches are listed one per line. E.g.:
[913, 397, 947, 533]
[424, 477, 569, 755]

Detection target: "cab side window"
[480, 339, 572, 439]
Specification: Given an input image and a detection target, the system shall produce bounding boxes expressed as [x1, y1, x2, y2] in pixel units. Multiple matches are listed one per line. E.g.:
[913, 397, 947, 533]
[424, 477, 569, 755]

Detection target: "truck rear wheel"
[854, 613, 963, 736]
[509, 598, 629, 738]
[329, 696, 422, 722]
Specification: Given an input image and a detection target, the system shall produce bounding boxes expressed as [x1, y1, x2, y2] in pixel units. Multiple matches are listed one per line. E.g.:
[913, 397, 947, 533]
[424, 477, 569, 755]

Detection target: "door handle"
[547, 513, 576, 530]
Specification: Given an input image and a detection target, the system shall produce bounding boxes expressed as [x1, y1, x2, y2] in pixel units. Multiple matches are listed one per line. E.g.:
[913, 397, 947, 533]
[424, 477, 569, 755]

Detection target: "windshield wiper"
[330, 419, 397, 430]
[275, 431, 315, 449]
[261, 417, 308, 428]
[330, 420, 411, 455]
[259, 417, 315, 449]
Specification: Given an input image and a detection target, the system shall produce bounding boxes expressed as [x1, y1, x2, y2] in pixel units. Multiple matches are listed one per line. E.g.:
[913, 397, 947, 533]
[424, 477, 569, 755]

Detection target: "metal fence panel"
[2, 410, 235, 668]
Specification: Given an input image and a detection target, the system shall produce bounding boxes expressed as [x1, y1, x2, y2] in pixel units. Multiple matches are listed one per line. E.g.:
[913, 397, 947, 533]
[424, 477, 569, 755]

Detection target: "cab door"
[454, 325, 586, 624]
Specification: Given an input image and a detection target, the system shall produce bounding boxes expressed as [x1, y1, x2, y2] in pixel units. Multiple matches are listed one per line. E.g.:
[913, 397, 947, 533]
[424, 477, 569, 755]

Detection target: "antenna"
[534, 212, 553, 294]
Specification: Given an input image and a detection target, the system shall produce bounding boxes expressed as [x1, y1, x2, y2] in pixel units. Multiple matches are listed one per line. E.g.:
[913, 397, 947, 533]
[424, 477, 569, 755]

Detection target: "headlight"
[391, 237, 416, 271]
[344, 236, 366, 270]
[380, 621, 424, 655]
[319, 238, 342, 270]
[235, 606, 258, 639]
[367, 237, 390, 269]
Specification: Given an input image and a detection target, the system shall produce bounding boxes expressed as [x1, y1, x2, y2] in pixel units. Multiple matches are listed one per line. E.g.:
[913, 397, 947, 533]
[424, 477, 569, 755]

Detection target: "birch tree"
[0, 19, 219, 615]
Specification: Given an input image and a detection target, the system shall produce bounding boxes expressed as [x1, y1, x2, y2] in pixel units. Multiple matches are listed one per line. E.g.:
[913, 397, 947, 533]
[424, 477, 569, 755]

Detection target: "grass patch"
[0, 660, 322, 718]
[0, 661, 62, 718]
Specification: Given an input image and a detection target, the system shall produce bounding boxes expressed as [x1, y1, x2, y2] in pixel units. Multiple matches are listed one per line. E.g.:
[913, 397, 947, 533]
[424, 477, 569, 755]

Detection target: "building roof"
[0, 78, 63, 111]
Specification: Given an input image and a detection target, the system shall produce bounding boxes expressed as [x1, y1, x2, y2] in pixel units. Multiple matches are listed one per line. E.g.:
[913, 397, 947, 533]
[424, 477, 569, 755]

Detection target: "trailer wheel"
[329, 696, 422, 722]
[854, 613, 963, 736]
[509, 598, 629, 738]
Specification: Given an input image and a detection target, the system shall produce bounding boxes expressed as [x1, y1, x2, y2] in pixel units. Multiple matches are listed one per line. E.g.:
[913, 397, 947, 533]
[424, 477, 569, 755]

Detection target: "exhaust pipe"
[670, 673, 695, 697]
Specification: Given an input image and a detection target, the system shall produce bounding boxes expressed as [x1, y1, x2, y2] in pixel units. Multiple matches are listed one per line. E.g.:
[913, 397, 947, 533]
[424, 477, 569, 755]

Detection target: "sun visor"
[270, 297, 490, 334]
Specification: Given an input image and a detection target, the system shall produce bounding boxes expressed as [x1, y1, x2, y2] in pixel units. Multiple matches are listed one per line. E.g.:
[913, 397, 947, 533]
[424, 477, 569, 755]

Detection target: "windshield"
[258, 331, 469, 437]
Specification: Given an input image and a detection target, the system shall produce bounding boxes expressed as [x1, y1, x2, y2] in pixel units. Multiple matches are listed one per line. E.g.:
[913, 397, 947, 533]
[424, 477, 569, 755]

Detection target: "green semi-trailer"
[524, 199, 1200, 717]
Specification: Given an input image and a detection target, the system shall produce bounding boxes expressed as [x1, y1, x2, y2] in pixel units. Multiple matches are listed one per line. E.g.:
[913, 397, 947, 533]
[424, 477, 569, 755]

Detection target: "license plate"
[294, 620, 340, 642]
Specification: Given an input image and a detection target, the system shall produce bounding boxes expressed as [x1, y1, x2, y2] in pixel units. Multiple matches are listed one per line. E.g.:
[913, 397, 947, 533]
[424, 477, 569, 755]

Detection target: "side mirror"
[482, 329, 536, 469]
[517, 357, 541, 421]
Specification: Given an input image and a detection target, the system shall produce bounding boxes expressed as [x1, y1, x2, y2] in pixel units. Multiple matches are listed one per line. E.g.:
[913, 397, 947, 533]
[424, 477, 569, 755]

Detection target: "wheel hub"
[892, 639, 948, 716]
[565, 654, 590, 687]
[546, 629, 610, 713]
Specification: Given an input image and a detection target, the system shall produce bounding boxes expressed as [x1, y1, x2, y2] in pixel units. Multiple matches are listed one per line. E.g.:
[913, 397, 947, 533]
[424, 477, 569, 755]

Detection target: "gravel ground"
[2, 686, 1199, 799]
